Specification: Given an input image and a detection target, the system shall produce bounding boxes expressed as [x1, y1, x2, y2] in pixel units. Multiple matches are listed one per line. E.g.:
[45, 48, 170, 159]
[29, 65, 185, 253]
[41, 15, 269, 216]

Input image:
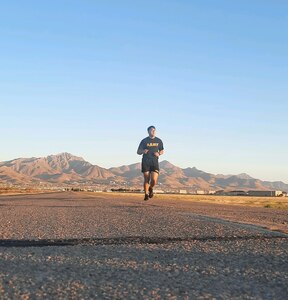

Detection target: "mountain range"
[0, 152, 287, 192]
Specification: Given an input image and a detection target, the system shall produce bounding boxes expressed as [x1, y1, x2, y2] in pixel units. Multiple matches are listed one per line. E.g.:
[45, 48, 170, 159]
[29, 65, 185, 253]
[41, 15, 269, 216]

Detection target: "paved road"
[0, 192, 287, 299]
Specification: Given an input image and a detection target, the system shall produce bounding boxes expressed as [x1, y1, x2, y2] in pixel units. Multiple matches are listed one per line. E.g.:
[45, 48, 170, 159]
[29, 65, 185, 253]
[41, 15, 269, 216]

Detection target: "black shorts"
[141, 157, 159, 173]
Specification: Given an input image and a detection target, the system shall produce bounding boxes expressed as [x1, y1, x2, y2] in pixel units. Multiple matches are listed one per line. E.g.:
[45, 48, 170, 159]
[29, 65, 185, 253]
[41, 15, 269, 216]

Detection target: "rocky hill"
[0, 153, 287, 192]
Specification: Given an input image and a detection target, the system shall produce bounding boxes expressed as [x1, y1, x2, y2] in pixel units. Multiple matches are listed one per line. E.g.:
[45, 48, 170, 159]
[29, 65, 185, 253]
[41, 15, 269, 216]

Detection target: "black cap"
[147, 125, 156, 132]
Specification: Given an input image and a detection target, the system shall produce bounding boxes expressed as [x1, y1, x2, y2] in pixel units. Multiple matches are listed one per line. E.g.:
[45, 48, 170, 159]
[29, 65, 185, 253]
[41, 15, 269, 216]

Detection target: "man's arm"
[154, 149, 164, 157]
[137, 140, 148, 155]
[159, 139, 164, 156]
[154, 140, 164, 157]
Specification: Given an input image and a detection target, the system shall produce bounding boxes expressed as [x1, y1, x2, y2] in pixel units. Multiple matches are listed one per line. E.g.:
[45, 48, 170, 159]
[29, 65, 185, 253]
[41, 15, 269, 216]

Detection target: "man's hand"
[154, 152, 160, 157]
[143, 149, 149, 154]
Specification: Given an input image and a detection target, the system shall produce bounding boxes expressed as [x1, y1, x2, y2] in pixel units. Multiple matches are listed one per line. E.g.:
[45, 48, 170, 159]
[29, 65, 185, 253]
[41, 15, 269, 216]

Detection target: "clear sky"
[0, 1, 287, 183]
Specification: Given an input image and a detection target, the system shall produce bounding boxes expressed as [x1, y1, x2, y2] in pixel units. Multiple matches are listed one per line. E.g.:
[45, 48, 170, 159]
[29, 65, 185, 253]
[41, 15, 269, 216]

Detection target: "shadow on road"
[0, 235, 287, 248]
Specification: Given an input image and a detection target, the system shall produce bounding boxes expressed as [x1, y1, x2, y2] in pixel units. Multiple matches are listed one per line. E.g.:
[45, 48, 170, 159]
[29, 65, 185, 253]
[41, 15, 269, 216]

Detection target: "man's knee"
[143, 174, 150, 183]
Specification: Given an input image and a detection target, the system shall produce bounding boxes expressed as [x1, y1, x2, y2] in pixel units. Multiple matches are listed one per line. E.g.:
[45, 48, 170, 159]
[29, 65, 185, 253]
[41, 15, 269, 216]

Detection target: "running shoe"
[144, 194, 149, 201]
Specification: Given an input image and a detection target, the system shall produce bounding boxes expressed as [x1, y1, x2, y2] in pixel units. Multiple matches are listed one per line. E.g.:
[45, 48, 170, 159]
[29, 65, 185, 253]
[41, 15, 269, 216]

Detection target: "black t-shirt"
[138, 137, 164, 159]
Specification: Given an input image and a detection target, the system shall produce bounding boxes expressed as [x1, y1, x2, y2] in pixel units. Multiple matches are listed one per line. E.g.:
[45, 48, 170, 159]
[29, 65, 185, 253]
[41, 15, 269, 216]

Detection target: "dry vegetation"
[0, 187, 53, 196]
[1, 188, 287, 209]
[160, 194, 288, 209]
[89, 192, 288, 209]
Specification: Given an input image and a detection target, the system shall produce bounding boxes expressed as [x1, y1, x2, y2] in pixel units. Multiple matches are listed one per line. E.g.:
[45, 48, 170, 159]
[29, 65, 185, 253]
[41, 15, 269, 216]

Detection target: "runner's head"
[147, 126, 156, 138]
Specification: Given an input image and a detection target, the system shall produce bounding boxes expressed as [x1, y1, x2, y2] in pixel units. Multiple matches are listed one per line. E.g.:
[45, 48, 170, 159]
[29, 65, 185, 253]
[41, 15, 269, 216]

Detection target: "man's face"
[149, 127, 156, 138]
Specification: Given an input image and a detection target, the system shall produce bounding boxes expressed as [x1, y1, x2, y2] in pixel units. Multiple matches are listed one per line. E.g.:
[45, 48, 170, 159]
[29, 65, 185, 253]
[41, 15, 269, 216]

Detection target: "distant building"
[215, 190, 225, 195]
[196, 190, 205, 195]
[248, 190, 284, 197]
[179, 189, 187, 194]
[227, 190, 247, 196]
[154, 189, 165, 194]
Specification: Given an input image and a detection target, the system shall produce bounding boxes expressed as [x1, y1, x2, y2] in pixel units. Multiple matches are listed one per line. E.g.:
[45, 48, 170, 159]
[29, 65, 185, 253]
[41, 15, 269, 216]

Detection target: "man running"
[137, 126, 164, 200]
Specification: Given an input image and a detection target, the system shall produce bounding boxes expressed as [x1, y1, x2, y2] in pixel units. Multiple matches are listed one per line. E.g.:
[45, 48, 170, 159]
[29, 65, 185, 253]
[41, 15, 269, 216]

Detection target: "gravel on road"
[0, 192, 287, 299]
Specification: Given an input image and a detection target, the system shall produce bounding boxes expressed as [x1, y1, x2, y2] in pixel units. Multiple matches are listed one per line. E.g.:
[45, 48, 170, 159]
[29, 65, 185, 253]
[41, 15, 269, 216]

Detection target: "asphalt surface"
[0, 192, 287, 299]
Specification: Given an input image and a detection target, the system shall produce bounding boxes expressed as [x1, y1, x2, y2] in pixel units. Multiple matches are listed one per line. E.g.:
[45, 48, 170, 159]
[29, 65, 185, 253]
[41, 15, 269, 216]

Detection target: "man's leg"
[150, 171, 159, 188]
[143, 172, 150, 199]
[149, 171, 159, 198]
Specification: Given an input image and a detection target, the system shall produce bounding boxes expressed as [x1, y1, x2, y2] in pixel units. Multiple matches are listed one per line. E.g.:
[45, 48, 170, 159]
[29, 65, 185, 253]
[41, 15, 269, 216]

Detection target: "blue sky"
[0, 1, 287, 182]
